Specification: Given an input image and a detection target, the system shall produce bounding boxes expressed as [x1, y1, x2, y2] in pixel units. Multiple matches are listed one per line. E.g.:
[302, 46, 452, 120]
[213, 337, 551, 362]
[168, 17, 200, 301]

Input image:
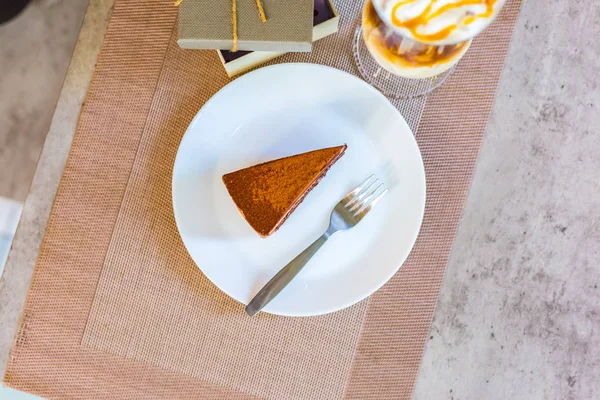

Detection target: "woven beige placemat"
[4, 0, 521, 398]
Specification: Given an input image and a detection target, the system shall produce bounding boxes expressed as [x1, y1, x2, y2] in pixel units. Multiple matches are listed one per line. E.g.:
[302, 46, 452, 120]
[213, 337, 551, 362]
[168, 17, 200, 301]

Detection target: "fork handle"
[245, 234, 329, 316]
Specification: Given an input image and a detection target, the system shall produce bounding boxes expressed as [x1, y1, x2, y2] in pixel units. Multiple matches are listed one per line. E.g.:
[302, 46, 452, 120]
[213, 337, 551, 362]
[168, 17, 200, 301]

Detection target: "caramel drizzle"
[391, 0, 496, 42]
[363, 1, 469, 67]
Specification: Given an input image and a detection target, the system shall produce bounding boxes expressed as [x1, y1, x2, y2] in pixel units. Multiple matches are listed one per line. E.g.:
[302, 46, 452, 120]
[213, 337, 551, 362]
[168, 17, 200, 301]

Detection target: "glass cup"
[356, 0, 505, 97]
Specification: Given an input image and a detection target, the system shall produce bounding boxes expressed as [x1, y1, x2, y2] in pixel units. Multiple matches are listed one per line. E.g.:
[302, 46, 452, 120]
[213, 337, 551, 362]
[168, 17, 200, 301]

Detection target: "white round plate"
[173, 63, 425, 317]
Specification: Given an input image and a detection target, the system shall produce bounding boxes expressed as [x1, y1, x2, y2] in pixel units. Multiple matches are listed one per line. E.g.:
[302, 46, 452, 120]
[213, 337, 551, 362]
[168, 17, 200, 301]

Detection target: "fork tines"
[342, 175, 388, 220]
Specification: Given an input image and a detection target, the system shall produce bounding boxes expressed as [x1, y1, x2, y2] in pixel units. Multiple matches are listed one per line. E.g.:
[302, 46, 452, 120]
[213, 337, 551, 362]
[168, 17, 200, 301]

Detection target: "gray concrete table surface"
[1, 0, 599, 399]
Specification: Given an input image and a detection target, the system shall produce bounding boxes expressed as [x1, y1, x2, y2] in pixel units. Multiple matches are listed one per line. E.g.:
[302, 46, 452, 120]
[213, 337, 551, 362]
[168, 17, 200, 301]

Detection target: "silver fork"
[245, 175, 388, 316]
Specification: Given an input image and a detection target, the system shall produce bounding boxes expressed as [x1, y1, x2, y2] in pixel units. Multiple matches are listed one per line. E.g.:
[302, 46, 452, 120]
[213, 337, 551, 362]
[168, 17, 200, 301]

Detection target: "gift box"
[217, 0, 339, 77]
[178, 0, 314, 52]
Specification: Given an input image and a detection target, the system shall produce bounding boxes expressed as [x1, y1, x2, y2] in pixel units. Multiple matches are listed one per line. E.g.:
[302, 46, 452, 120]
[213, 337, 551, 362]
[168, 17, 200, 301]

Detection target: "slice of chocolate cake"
[222, 145, 347, 237]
